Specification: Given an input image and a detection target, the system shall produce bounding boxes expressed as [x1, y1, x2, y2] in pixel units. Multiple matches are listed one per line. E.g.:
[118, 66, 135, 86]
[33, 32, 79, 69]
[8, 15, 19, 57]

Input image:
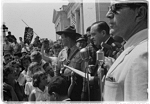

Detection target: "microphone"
[96, 43, 104, 63]
[96, 43, 105, 101]
[80, 48, 89, 61]
[100, 36, 124, 57]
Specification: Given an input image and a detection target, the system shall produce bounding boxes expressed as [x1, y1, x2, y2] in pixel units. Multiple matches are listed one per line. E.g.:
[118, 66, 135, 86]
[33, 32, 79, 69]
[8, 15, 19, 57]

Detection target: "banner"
[24, 27, 34, 45]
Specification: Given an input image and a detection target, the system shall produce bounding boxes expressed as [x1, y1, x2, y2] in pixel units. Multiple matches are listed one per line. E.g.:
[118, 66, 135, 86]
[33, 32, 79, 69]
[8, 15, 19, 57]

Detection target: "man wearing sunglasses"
[103, 0, 148, 101]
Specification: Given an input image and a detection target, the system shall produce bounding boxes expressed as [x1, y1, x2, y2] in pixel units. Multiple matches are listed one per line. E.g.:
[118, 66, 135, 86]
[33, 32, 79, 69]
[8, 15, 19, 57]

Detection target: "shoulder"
[58, 48, 67, 60]
[126, 40, 148, 74]
[130, 40, 147, 60]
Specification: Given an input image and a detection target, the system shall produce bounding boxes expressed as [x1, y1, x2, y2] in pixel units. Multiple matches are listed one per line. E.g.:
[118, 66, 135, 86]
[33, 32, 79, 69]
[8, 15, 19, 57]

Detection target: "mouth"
[109, 24, 113, 29]
[109, 22, 114, 28]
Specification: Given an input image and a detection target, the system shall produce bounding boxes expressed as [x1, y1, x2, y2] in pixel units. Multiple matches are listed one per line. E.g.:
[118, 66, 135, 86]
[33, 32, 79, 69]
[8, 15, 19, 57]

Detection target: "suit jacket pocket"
[104, 80, 123, 101]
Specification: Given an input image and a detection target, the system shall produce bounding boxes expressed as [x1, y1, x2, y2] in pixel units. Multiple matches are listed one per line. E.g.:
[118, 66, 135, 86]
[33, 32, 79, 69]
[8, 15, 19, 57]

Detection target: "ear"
[135, 6, 147, 23]
[52, 92, 58, 101]
[101, 30, 106, 37]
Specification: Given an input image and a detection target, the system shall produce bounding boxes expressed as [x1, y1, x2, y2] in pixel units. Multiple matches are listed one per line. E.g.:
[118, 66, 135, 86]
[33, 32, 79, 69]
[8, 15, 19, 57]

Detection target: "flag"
[24, 27, 34, 45]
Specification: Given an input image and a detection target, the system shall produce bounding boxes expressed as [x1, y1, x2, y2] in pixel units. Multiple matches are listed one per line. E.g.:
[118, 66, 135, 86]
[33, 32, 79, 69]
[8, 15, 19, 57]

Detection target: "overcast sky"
[2, 0, 69, 42]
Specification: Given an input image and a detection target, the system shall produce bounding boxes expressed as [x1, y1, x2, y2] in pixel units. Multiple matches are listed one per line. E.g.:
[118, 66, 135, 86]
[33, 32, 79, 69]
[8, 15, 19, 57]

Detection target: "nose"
[90, 34, 94, 39]
[106, 9, 114, 19]
[90, 36, 94, 41]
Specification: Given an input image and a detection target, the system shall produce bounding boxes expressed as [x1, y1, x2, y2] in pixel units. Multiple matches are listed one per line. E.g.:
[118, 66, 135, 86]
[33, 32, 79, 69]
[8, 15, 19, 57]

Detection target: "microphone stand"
[80, 48, 91, 101]
[84, 60, 90, 101]
[96, 49, 104, 101]
[97, 60, 103, 101]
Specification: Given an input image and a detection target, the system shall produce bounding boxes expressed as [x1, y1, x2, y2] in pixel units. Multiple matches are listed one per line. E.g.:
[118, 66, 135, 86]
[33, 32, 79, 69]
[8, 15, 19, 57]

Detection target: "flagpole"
[21, 19, 39, 36]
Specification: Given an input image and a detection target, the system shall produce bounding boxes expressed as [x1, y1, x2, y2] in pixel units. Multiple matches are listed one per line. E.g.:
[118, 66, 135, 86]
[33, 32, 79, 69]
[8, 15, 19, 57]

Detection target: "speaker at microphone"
[101, 36, 124, 57]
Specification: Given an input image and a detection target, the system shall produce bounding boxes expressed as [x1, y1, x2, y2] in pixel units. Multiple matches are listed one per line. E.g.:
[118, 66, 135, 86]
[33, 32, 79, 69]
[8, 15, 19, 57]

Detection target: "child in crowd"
[17, 55, 31, 86]
[25, 62, 45, 98]
[3, 53, 13, 66]
[28, 71, 49, 101]
[30, 51, 46, 71]
[43, 62, 54, 83]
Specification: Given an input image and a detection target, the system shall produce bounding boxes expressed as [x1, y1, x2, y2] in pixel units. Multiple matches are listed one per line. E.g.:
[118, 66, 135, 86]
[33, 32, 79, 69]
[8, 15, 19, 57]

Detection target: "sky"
[2, 0, 69, 42]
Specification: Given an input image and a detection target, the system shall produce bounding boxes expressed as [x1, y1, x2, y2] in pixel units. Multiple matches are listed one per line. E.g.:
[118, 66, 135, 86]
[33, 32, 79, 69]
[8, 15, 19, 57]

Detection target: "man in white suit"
[103, 0, 148, 101]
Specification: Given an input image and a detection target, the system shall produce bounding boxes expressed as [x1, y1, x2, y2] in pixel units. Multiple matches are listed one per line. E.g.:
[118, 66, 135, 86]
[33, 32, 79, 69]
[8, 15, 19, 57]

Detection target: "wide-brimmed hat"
[56, 26, 81, 37]
[76, 37, 86, 42]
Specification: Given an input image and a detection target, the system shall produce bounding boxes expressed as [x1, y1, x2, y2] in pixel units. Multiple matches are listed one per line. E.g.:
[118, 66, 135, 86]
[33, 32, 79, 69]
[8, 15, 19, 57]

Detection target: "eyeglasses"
[108, 3, 147, 14]
[108, 3, 129, 13]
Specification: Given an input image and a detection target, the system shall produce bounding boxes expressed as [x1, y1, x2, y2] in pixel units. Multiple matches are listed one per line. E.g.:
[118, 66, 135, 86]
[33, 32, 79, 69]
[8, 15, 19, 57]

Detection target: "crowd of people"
[3, 0, 148, 102]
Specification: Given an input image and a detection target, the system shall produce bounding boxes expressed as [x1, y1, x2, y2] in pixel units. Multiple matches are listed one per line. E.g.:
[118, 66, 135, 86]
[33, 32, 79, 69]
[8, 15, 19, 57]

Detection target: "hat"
[111, 0, 147, 4]
[56, 26, 81, 37]
[76, 37, 86, 42]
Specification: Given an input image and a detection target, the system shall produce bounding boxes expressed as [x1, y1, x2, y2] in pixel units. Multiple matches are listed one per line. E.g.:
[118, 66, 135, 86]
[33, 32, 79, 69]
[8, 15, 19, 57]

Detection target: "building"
[52, 0, 110, 40]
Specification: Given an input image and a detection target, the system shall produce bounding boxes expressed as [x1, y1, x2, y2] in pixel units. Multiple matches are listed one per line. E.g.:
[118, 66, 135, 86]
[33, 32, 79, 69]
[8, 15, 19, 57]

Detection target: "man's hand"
[103, 57, 115, 70]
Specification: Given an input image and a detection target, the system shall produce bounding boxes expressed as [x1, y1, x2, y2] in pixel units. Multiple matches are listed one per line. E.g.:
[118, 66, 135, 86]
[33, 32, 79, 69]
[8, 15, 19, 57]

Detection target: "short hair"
[21, 55, 31, 65]
[86, 26, 91, 32]
[4, 53, 11, 58]
[48, 76, 68, 96]
[27, 62, 39, 76]
[3, 65, 13, 82]
[8, 60, 21, 68]
[30, 51, 42, 62]
[130, 3, 148, 20]
[91, 21, 110, 35]
[4, 61, 21, 81]
[32, 71, 46, 87]
[43, 62, 54, 77]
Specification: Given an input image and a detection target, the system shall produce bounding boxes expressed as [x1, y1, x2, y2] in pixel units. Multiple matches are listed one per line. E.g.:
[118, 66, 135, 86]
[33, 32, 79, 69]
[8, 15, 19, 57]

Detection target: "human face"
[4, 55, 12, 64]
[22, 59, 30, 69]
[79, 41, 86, 48]
[61, 34, 68, 47]
[90, 24, 104, 46]
[106, 3, 137, 40]
[9, 65, 21, 80]
[40, 74, 48, 86]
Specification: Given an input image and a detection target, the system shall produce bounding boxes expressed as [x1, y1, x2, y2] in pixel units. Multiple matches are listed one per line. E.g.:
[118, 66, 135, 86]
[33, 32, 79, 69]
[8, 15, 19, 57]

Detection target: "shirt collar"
[124, 29, 148, 49]
[70, 45, 77, 52]
[36, 86, 48, 93]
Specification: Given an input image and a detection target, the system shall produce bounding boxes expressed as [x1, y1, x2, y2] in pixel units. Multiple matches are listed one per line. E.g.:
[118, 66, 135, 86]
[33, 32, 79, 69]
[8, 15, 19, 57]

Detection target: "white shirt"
[31, 86, 50, 101]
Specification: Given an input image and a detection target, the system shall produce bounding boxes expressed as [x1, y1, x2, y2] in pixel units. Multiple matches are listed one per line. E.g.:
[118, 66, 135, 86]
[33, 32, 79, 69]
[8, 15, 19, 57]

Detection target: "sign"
[24, 27, 34, 45]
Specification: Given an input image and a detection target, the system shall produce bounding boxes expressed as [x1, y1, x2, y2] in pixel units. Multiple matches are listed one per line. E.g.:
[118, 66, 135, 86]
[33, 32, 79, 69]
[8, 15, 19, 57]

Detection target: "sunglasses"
[108, 3, 147, 14]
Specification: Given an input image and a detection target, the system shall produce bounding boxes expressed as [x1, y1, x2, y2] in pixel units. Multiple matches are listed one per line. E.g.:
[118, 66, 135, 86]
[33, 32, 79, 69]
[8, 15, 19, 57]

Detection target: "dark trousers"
[63, 75, 83, 101]
[81, 84, 101, 101]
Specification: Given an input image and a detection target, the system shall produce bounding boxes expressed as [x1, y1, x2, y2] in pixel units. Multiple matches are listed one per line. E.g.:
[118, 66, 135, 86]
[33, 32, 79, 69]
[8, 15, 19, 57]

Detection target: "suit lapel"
[106, 46, 135, 77]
